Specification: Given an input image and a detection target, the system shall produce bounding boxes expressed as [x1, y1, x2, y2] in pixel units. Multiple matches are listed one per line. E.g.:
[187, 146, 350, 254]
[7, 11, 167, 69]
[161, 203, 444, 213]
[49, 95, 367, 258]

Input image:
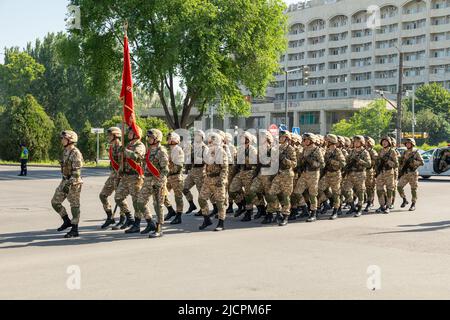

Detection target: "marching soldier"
[183, 130, 208, 215]
[247, 131, 276, 221]
[132, 129, 169, 238]
[163, 132, 185, 224]
[51, 130, 84, 238]
[265, 130, 297, 226]
[390, 137, 401, 209]
[364, 136, 378, 212]
[397, 138, 424, 211]
[375, 136, 398, 214]
[224, 132, 238, 214]
[342, 135, 371, 217]
[289, 133, 303, 220]
[318, 134, 346, 220]
[99, 127, 129, 229]
[293, 133, 324, 222]
[229, 132, 258, 220]
[198, 132, 228, 231]
[114, 127, 145, 231]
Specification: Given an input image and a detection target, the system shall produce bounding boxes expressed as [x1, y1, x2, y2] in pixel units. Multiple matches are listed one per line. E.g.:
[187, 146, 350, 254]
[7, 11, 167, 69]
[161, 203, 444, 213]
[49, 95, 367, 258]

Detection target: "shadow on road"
[0, 169, 107, 181]
[369, 220, 450, 235]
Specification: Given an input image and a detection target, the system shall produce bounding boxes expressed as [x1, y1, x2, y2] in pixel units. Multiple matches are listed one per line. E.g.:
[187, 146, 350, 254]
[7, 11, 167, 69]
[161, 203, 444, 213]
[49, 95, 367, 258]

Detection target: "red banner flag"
[120, 35, 140, 138]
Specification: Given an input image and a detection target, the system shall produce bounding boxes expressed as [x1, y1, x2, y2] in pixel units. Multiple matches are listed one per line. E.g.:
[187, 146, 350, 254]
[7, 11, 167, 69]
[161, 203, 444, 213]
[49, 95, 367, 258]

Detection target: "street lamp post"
[406, 85, 416, 137]
[284, 67, 306, 130]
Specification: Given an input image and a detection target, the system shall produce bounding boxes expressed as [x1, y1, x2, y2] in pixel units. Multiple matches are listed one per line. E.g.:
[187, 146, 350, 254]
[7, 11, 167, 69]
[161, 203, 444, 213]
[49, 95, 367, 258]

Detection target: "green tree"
[332, 99, 394, 140]
[77, 120, 98, 161]
[415, 109, 450, 145]
[0, 51, 45, 104]
[404, 83, 450, 121]
[67, 0, 287, 129]
[0, 95, 54, 161]
[49, 113, 73, 160]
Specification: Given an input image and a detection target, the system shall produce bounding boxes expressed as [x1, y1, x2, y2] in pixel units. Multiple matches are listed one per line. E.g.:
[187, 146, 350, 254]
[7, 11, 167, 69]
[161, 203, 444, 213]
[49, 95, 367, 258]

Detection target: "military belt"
[207, 172, 221, 178]
[193, 164, 204, 168]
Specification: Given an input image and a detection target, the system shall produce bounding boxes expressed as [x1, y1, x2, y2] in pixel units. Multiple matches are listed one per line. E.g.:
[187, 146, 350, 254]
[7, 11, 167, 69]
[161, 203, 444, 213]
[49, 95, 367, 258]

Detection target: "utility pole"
[412, 85, 416, 137]
[396, 51, 403, 145]
[284, 66, 308, 131]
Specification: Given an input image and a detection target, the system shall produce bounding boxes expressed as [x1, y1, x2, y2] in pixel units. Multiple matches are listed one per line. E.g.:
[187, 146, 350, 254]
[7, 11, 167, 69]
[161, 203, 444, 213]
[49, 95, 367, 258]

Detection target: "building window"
[300, 112, 319, 125]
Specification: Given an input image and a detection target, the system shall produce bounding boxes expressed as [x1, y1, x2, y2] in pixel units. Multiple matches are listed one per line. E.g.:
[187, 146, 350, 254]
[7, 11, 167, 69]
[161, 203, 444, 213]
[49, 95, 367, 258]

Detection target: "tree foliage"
[404, 83, 450, 121]
[0, 95, 54, 161]
[331, 99, 394, 140]
[49, 113, 73, 160]
[68, 0, 287, 129]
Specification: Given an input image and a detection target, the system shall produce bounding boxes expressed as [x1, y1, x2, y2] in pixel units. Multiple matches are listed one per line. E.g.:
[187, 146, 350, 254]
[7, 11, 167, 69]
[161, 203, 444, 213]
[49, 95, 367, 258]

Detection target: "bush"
[49, 113, 72, 160]
[0, 95, 54, 161]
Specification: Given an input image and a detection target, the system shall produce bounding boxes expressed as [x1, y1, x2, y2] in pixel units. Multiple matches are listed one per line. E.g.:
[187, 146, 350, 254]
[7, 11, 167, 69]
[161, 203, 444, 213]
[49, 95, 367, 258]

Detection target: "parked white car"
[418, 146, 450, 179]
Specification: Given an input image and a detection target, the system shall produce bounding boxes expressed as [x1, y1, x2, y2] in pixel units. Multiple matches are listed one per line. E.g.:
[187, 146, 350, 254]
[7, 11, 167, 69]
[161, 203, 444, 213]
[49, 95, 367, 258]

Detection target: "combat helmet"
[60, 130, 78, 144]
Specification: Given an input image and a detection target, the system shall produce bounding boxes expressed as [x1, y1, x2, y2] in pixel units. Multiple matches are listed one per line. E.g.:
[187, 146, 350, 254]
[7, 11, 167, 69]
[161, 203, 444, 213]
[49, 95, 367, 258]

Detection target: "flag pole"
[121, 21, 128, 172]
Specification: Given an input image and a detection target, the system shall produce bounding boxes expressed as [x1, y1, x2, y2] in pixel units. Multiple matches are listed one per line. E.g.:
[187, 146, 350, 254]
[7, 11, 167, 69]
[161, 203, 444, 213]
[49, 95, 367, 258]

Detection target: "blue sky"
[0, 0, 299, 63]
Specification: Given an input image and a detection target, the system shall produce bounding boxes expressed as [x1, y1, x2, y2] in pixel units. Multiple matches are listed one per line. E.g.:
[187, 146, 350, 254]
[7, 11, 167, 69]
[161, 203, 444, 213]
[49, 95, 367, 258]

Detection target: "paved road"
[1, 165, 450, 299]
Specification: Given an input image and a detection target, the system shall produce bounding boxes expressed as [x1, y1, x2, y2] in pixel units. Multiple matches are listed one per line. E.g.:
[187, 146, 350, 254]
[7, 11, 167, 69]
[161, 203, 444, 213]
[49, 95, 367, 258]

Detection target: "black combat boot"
[261, 213, 273, 224]
[400, 198, 409, 208]
[337, 205, 343, 216]
[321, 201, 331, 214]
[101, 210, 115, 229]
[300, 205, 309, 218]
[125, 218, 141, 233]
[254, 205, 266, 219]
[164, 206, 177, 221]
[375, 206, 384, 213]
[199, 215, 213, 230]
[214, 219, 225, 231]
[233, 201, 246, 217]
[306, 210, 317, 222]
[141, 219, 156, 234]
[354, 204, 363, 217]
[121, 213, 134, 230]
[57, 215, 72, 232]
[330, 208, 338, 220]
[279, 214, 289, 226]
[210, 204, 218, 218]
[363, 201, 371, 213]
[226, 201, 234, 214]
[185, 201, 197, 214]
[170, 213, 182, 225]
[275, 212, 283, 224]
[289, 208, 298, 220]
[346, 202, 356, 215]
[241, 209, 252, 222]
[409, 202, 416, 211]
[194, 210, 203, 216]
[149, 223, 163, 238]
[383, 206, 390, 214]
[64, 224, 79, 238]
[112, 215, 126, 230]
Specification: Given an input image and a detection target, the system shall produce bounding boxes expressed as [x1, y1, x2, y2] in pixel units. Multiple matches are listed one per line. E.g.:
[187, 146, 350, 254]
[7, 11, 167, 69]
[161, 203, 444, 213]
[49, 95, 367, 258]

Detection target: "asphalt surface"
[0, 165, 450, 299]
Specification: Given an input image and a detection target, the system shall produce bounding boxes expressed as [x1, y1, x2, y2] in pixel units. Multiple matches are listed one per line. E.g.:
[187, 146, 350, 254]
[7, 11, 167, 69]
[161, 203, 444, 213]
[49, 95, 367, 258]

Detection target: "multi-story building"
[143, 0, 450, 134]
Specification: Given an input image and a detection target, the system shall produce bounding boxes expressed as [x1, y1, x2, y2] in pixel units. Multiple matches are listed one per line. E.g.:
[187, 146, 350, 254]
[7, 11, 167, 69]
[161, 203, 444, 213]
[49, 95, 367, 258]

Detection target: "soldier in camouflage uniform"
[375, 136, 398, 214]
[229, 132, 258, 220]
[363, 136, 378, 213]
[99, 127, 129, 229]
[51, 130, 84, 238]
[247, 131, 276, 221]
[293, 133, 325, 222]
[114, 127, 145, 230]
[318, 134, 346, 220]
[224, 132, 238, 214]
[163, 132, 185, 225]
[198, 132, 228, 231]
[389, 137, 401, 209]
[342, 135, 371, 217]
[264, 130, 297, 226]
[397, 138, 424, 211]
[289, 133, 303, 220]
[183, 130, 208, 215]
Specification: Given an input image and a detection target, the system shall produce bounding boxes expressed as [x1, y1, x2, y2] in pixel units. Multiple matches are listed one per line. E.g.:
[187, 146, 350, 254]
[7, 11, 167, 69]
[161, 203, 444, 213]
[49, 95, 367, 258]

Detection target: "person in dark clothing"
[19, 143, 29, 176]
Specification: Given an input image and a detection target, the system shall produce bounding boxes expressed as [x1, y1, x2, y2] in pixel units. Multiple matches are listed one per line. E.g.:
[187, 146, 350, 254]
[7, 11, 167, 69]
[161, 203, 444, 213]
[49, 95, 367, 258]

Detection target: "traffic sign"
[91, 128, 104, 134]
[279, 124, 287, 131]
[292, 127, 300, 135]
[402, 132, 428, 139]
[269, 124, 278, 136]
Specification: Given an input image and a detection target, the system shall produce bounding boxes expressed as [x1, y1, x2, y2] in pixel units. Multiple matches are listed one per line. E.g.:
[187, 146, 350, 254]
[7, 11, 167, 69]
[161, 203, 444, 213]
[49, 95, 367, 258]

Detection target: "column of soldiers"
[50, 127, 424, 238]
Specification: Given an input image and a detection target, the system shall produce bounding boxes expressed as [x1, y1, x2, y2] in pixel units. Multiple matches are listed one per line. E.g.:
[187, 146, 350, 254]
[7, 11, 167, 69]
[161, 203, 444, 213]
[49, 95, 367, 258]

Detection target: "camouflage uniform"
[265, 133, 297, 224]
[375, 142, 399, 211]
[397, 145, 424, 207]
[318, 142, 346, 212]
[342, 140, 371, 214]
[183, 142, 207, 203]
[99, 142, 130, 219]
[163, 143, 184, 213]
[51, 146, 84, 225]
[114, 139, 146, 221]
[198, 133, 228, 231]
[365, 144, 378, 209]
[293, 137, 325, 218]
[229, 144, 258, 211]
[290, 135, 303, 216]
